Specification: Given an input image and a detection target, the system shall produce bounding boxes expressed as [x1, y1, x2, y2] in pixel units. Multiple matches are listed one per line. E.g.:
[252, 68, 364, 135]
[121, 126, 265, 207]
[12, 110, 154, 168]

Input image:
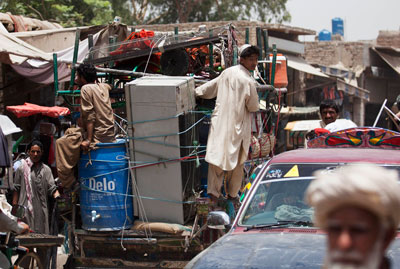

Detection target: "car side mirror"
[207, 211, 230, 229]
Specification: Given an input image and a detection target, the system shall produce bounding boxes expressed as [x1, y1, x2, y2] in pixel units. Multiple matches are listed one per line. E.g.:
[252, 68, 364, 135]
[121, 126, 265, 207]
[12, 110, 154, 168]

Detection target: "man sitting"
[56, 63, 115, 190]
[306, 99, 356, 142]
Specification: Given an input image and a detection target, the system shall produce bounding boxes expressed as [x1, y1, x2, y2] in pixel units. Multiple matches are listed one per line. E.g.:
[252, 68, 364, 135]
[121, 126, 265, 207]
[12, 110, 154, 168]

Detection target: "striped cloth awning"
[336, 78, 370, 101]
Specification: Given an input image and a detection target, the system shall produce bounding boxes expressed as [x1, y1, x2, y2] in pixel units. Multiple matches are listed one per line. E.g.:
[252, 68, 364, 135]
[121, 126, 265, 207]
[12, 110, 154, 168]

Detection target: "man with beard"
[306, 164, 400, 269]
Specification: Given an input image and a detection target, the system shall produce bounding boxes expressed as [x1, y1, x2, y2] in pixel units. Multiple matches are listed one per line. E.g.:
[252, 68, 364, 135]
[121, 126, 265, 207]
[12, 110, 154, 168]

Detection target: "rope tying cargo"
[80, 151, 206, 182]
[125, 110, 211, 125]
[80, 184, 196, 204]
[128, 115, 206, 140]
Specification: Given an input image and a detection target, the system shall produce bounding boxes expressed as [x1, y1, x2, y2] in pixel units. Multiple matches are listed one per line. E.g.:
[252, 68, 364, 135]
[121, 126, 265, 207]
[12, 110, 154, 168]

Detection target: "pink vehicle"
[187, 127, 400, 269]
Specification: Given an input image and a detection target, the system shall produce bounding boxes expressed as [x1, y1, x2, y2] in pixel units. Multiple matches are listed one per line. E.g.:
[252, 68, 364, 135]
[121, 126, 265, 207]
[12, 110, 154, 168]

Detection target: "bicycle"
[0, 231, 43, 268]
[0, 205, 43, 269]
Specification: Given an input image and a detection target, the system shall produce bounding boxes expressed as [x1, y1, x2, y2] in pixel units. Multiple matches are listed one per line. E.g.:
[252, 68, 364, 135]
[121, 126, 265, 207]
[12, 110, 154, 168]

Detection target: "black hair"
[320, 99, 339, 114]
[28, 140, 43, 151]
[240, 46, 260, 58]
[77, 63, 97, 83]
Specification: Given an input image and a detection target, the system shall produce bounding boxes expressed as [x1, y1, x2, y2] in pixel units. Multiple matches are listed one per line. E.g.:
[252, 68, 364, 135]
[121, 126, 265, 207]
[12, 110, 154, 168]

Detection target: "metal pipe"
[88, 34, 94, 60]
[69, 29, 81, 90]
[270, 44, 277, 87]
[94, 67, 161, 77]
[373, 99, 387, 127]
[209, 29, 214, 71]
[174, 27, 178, 41]
[108, 36, 117, 85]
[262, 30, 269, 82]
[256, 27, 263, 76]
[384, 105, 400, 122]
[233, 45, 238, 66]
[53, 53, 59, 94]
[245, 28, 249, 44]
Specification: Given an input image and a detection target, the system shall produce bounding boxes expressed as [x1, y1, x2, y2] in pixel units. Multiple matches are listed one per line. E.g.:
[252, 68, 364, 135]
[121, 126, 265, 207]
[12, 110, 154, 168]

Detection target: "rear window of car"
[239, 163, 400, 227]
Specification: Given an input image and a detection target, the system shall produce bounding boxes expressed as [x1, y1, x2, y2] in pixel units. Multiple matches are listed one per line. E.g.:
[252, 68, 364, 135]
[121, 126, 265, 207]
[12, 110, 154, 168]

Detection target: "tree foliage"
[0, 0, 114, 27]
[0, 0, 290, 26]
[146, 0, 291, 24]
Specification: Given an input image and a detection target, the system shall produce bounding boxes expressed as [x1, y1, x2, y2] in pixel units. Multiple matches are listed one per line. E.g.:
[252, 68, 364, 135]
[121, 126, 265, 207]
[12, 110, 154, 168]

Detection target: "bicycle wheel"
[14, 252, 43, 269]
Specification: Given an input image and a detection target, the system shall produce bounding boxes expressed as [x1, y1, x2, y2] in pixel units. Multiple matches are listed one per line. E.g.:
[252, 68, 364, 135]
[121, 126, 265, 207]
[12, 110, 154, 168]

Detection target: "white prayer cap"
[239, 44, 252, 57]
[306, 163, 400, 229]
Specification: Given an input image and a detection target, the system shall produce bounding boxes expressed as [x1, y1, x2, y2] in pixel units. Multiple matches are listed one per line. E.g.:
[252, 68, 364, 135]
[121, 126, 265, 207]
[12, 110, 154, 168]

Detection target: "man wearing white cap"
[194, 44, 260, 205]
[306, 164, 400, 269]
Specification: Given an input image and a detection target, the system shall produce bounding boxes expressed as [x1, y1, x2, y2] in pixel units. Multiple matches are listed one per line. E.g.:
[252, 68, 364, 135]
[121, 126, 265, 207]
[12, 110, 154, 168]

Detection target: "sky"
[286, 0, 400, 42]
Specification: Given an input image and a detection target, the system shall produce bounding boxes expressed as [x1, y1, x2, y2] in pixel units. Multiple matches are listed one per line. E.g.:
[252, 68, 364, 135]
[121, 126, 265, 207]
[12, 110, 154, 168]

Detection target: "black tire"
[14, 252, 44, 269]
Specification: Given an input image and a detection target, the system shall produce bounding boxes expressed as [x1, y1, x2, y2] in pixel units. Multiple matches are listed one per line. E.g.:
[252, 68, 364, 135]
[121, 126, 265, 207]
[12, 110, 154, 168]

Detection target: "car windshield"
[239, 163, 400, 227]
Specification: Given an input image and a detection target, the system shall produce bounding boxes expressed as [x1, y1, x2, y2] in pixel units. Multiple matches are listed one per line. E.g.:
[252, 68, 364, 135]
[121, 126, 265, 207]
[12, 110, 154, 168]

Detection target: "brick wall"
[377, 30, 400, 48]
[304, 41, 371, 69]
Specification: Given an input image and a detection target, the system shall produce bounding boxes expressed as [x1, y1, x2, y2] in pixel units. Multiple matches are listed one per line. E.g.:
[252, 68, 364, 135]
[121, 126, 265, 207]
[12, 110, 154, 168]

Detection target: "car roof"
[269, 148, 400, 165]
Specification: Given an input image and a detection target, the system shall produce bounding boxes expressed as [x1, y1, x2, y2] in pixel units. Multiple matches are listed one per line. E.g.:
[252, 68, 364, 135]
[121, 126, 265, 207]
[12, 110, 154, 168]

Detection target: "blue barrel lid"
[96, 138, 127, 147]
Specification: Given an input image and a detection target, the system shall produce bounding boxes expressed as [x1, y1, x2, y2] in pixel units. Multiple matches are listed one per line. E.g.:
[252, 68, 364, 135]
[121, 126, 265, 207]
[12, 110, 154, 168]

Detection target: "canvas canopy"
[1, 23, 127, 84]
[0, 23, 51, 64]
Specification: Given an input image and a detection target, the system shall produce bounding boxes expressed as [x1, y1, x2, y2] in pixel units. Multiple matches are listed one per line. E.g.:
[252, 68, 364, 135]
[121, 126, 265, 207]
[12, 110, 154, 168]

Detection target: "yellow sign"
[284, 165, 299, 178]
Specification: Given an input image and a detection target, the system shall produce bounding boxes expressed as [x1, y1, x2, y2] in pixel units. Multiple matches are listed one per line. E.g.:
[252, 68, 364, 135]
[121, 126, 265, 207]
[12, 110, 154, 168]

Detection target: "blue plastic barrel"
[332, 17, 344, 36]
[318, 29, 332, 41]
[79, 139, 134, 231]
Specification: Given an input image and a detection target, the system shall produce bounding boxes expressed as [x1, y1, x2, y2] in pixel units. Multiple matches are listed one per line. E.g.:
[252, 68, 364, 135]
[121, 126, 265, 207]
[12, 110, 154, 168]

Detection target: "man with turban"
[306, 164, 400, 269]
[194, 44, 260, 206]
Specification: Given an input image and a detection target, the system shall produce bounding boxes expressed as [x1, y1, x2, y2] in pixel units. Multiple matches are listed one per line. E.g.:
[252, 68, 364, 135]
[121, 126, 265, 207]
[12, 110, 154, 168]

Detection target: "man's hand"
[17, 222, 30, 234]
[80, 139, 90, 152]
[53, 190, 61, 199]
[396, 111, 400, 121]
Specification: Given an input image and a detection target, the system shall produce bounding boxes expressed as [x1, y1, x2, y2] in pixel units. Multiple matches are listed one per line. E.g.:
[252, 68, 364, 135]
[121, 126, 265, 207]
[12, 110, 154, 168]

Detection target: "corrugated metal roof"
[373, 46, 400, 75]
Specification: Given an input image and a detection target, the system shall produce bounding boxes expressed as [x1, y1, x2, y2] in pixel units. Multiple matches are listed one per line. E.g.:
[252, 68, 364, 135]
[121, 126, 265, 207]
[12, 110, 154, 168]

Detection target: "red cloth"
[6, 103, 70, 118]
[314, 128, 331, 136]
[110, 29, 156, 56]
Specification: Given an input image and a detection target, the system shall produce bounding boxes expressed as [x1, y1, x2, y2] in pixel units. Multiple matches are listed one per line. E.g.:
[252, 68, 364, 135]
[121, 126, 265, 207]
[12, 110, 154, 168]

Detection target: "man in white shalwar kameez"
[194, 45, 260, 202]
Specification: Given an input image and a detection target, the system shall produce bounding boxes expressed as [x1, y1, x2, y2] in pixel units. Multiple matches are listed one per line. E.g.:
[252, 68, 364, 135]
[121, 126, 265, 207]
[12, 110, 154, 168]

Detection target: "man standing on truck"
[194, 44, 260, 207]
[306, 164, 400, 269]
[56, 63, 116, 191]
